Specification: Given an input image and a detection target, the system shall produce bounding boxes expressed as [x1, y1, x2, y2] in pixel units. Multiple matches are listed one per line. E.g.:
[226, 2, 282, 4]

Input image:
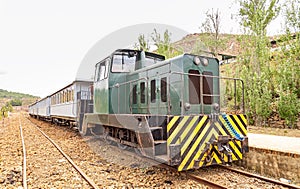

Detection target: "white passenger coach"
[29, 80, 93, 127]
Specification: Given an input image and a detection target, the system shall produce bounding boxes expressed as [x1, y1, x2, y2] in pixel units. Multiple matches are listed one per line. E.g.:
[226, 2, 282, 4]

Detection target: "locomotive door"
[131, 80, 148, 114]
[94, 59, 109, 114]
[149, 77, 168, 115]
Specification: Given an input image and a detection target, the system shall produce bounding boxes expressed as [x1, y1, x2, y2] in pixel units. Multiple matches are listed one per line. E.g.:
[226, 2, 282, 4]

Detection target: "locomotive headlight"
[201, 57, 209, 66]
[213, 103, 220, 111]
[184, 103, 191, 111]
[193, 56, 201, 65]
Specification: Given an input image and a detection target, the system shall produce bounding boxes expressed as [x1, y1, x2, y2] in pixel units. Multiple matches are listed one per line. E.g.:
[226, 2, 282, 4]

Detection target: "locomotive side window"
[150, 80, 156, 103]
[189, 70, 201, 104]
[96, 59, 109, 81]
[112, 54, 136, 73]
[140, 82, 146, 104]
[203, 71, 213, 104]
[132, 85, 137, 104]
[161, 77, 167, 102]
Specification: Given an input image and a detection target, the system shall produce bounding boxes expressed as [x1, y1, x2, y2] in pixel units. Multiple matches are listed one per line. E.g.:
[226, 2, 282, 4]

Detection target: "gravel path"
[0, 113, 23, 188]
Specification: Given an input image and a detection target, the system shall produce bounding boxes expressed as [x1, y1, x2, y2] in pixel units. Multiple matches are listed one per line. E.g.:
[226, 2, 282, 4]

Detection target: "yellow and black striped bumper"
[167, 114, 248, 171]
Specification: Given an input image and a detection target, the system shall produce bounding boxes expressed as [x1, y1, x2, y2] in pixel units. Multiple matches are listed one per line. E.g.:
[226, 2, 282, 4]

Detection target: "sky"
[0, 0, 286, 97]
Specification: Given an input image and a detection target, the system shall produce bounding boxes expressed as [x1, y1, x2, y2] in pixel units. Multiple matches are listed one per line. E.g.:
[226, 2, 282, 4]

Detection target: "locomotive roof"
[112, 49, 165, 60]
[29, 80, 93, 107]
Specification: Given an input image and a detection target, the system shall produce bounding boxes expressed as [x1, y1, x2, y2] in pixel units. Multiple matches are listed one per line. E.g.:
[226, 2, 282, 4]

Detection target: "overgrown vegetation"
[235, 0, 299, 128]
[0, 89, 39, 109]
[197, 9, 227, 56]
[0, 102, 13, 121]
[135, 29, 183, 59]
[175, 0, 299, 128]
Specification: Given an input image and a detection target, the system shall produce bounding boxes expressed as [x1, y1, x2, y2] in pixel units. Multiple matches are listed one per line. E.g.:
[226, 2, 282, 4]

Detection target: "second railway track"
[19, 113, 98, 189]
[187, 164, 300, 189]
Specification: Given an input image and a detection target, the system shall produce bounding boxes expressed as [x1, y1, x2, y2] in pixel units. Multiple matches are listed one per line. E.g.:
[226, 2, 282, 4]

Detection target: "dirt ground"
[248, 125, 300, 137]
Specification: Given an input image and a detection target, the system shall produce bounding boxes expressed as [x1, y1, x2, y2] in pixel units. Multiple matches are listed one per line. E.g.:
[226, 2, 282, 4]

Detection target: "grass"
[248, 125, 300, 137]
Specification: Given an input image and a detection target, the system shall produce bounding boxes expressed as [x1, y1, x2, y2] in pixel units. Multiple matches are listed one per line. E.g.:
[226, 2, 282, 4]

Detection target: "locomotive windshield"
[111, 50, 165, 72]
[111, 53, 136, 72]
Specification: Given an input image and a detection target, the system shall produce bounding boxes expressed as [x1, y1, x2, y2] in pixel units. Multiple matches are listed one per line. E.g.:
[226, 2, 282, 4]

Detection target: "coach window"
[71, 89, 74, 101]
[161, 77, 167, 102]
[67, 90, 71, 102]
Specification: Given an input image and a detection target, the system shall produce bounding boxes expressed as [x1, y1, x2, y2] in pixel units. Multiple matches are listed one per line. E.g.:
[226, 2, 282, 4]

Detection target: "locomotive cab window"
[188, 70, 213, 104]
[95, 59, 109, 81]
[112, 53, 136, 73]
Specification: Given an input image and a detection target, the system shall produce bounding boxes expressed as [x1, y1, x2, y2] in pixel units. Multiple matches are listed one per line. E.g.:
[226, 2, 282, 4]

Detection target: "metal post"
[200, 75, 204, 114]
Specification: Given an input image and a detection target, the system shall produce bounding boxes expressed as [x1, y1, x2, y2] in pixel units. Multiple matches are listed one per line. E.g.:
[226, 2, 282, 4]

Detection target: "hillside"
[0, 89, 39, 107]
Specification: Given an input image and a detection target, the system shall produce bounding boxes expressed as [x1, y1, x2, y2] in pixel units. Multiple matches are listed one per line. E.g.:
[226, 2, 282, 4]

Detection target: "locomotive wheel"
[117, 142, 128, 150]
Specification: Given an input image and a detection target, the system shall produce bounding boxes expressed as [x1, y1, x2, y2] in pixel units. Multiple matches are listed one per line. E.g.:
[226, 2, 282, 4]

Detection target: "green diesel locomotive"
[80, 49, 248, 171]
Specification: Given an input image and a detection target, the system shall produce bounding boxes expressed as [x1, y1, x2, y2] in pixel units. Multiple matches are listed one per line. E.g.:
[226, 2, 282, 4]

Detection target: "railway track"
[188, 164, 300, 189]
[158, 163, 226, 188]
[103, 139, 299, 189]
[18, 113, 99, 189]
[19, 114, 300, 188]
[220, 165, 300, 189]
[88, 126, 300, 189]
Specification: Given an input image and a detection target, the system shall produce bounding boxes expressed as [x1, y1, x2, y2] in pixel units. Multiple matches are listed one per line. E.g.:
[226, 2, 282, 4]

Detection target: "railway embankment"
[237, 134, 300, 186]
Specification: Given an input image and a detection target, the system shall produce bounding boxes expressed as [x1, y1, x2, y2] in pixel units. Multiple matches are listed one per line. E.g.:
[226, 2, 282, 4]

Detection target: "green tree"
[199, 9, 225, 56]
[135, 29, 183, 59]
[10, 98, 22, 106]
[274, 0, 300, 128]
[239, 0, 280, 36]
[151, 29, 183, 59]
[0, 102, 13, 120]
[237, 0, 280, 125]
[134, 34, 150, 51]
[284, 0, 300, 34]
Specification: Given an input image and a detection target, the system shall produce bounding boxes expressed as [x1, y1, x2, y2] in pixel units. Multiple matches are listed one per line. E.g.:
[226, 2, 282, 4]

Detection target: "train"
[29, 49, 249, 171]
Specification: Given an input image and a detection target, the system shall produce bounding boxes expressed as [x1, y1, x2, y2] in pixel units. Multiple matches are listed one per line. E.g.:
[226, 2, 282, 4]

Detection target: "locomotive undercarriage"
[81, 114, 172, 163]
[81, 113, 248, 171]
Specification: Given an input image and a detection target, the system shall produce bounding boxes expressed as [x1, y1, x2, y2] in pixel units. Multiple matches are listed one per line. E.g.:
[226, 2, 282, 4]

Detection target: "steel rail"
[156, 162, 226, 188]
[27, 117, 99, 189]
[138, 155, 227, 189]
[221, 165, 300, 189]
[19, 114, 27, 189]
[185, 172, 227, 189]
